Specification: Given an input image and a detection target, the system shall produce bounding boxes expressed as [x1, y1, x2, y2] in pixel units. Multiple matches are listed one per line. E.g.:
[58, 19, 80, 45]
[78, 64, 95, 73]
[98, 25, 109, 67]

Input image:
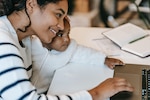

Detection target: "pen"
[129, 34, 149, 44]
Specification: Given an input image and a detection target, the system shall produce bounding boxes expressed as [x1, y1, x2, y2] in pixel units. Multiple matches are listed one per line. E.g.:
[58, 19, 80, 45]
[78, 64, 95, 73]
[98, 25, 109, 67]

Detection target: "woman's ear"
[26, 0, 37, 13]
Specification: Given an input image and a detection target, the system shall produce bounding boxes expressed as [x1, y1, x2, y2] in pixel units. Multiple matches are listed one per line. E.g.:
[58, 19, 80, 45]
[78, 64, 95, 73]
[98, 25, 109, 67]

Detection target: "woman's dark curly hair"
[0, 0, 63, 16]
[0, 0, 65, 32]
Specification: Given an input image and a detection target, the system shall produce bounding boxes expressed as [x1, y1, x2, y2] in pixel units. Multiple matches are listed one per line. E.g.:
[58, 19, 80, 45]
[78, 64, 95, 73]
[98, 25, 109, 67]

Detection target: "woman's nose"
[57, 20, 64, 30]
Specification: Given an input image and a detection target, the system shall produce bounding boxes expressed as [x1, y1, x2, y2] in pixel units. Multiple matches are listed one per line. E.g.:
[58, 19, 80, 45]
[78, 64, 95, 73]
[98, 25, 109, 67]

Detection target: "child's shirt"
[31, 36, 106, 94]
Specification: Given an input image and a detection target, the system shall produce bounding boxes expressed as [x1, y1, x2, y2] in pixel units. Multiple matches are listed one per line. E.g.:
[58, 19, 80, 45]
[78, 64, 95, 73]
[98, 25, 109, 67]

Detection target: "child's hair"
[0, 0, 63, 16]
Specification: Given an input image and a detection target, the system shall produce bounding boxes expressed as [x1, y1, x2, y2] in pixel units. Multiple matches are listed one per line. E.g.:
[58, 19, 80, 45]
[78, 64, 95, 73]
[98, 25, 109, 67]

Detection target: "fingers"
[115, 60, 124, 66]
[109, 64, 115, 69]
[105, 57, 125, 69]
[113, 77, 134, 93]
[112, 58, 124, 66]
[88, 77, 134, 100]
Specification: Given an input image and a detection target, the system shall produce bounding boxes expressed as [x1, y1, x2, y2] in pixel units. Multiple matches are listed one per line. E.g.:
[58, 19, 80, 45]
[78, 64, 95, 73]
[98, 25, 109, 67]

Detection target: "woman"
[0, 0, 133, 100]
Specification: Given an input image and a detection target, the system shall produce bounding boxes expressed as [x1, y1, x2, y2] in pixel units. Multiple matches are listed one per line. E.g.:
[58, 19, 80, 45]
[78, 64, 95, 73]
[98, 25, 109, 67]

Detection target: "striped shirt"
[0, 16, 92, 100]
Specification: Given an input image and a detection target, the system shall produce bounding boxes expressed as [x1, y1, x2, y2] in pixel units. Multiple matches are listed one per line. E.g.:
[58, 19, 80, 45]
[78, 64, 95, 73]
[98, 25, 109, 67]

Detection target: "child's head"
[42, 18, 70, 51]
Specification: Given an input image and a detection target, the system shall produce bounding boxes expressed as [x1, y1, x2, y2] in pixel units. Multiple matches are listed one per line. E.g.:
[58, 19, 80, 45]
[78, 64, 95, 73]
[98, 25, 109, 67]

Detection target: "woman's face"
[49, 22, 70, 51]
[29, 0, 68, 44]
[42, 19, 70, 51]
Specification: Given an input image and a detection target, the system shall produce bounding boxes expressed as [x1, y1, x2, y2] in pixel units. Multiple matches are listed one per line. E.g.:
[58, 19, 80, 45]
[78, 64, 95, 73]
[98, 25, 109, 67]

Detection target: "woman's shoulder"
[0, 27, 15, 44]
[0, 16, 10, 29]
[0, 16, 16, 38]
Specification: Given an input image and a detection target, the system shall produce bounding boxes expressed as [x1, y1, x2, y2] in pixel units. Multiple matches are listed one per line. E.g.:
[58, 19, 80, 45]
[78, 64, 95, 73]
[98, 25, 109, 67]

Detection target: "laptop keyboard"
[142, 69, 150, 100]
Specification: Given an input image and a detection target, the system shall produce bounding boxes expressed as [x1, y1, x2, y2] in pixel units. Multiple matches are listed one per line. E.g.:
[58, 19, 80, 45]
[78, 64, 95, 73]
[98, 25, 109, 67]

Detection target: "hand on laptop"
[104, 57, 124, 69]
[88, 77, 134, 100]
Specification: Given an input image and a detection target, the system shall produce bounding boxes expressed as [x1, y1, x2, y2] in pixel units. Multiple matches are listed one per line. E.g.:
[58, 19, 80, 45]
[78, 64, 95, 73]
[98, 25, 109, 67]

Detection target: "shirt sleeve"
[46, 91, 92, 100]
[0, 35, 92, 100]
[70, 40, 107, 66]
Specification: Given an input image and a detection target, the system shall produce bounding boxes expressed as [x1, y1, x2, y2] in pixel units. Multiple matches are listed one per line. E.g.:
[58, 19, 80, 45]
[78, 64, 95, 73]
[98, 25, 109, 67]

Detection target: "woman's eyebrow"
[58, 8, 65, 14]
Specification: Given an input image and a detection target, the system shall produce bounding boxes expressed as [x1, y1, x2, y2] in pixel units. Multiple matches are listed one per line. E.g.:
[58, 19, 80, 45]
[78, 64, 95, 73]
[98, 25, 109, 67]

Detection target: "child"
[31, 19, 124, 94]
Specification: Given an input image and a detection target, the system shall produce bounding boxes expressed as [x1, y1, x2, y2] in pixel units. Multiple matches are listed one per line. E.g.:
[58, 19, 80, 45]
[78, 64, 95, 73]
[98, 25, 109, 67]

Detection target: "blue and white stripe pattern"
[0, 16, 92, 100]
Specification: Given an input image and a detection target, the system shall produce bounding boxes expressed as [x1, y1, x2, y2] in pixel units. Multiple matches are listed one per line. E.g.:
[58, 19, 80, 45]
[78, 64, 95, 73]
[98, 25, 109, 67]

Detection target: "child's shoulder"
[31, 35, 45, 50]
[31, 35, 42, 44]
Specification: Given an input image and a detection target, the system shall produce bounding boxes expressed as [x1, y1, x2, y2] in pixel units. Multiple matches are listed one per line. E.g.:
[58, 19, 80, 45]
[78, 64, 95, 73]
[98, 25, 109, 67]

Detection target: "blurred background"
[67, 0, 150, 29]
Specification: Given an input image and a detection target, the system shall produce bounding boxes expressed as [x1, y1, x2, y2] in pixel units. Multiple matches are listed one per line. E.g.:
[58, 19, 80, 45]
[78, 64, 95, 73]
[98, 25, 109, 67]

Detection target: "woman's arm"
[0, 33, 133, 100]
[0, 34, 92, 100]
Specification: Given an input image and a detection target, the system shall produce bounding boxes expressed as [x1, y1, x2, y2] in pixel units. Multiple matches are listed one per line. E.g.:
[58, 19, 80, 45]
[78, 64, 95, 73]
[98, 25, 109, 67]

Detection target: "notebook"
[111, 64, 150, 100]
[102, 23, 150, 58]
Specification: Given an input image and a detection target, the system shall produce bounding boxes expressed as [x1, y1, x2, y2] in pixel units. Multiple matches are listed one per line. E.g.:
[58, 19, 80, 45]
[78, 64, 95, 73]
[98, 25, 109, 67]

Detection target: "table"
[70, 27, 150, 65]
[48, 27, 150, 97]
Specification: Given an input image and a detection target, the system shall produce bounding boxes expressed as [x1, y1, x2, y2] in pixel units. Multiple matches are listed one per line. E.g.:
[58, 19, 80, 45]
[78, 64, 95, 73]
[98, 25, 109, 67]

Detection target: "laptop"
[111, 64, 150, 100]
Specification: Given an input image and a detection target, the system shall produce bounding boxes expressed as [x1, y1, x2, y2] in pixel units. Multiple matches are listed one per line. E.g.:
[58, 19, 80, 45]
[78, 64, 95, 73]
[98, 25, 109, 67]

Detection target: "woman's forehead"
[56, 0, 68, 15]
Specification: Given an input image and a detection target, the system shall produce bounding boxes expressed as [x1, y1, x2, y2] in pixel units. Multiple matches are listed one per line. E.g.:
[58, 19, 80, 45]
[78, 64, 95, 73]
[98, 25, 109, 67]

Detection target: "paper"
[48, 63, 114, 95]
[93, 36, 121, 57]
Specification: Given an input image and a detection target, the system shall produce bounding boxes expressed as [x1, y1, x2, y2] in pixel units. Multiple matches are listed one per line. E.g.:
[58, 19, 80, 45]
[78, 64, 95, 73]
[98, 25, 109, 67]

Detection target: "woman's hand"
[104, 57, 124, 69]
[88, 77, 134, 100]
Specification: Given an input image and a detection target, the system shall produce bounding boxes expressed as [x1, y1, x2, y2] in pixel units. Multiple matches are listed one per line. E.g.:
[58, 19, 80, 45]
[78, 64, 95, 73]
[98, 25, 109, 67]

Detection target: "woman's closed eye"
[56, 12, 63, 19]
[55, 8, 65, 19]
